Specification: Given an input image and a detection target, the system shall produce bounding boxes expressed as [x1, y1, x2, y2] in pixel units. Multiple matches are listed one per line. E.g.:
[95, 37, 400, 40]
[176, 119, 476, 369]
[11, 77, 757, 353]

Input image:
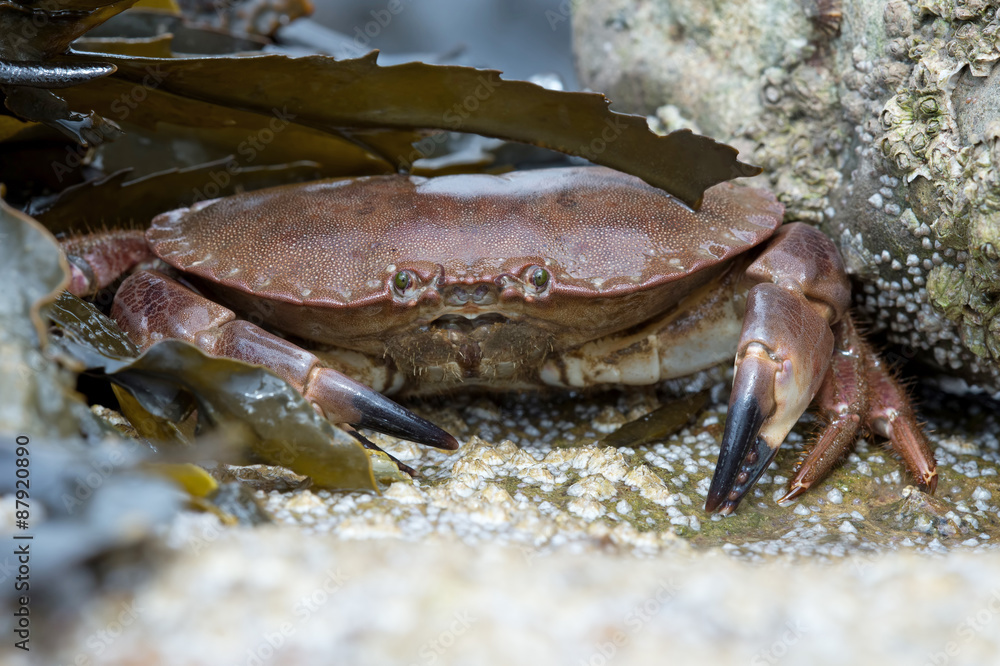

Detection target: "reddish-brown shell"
[148, 166, 783, 310]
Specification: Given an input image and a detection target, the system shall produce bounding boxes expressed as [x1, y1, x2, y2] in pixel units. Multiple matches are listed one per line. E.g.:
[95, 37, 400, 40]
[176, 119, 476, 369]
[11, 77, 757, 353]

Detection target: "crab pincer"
[112, 269, 459, 450]
[62, 241, 458, 452]
[777, 316, 937, 503]
[705, 224, 936, 514]
[705, 278, 834, 514]
[705, 223, 850, 513]
[122, 271, 458, 449]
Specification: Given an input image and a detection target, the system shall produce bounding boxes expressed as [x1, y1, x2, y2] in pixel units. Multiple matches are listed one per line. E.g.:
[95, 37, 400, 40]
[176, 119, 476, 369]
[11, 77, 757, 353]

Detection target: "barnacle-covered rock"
[573, 0, 1000, 396]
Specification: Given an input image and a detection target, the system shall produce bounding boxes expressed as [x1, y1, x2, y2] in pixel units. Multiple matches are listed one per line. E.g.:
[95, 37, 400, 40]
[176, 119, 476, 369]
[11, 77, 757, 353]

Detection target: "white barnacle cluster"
[841, 0, 1000, 392]
[242, 380, 1000, 559]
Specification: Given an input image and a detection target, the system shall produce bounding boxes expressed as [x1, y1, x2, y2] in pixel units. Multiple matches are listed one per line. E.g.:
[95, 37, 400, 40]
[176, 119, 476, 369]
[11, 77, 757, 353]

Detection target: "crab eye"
[392, 270, 415, 294]
[527, 266, 550, 291]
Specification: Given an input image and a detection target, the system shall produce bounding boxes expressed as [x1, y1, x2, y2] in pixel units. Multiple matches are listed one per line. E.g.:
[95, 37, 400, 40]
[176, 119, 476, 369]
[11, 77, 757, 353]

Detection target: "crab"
[61, 166, 937, 514]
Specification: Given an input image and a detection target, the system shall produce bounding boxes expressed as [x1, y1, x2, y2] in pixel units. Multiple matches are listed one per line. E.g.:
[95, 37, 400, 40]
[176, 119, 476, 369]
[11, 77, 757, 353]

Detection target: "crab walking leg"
[777, 316, 938, 502]
[865, 351, 938, 493]
[112, 270, 458, 450]
[705, 223, 852, 514]
[62, 229, 152, 297]
[779, 316, 870, 503]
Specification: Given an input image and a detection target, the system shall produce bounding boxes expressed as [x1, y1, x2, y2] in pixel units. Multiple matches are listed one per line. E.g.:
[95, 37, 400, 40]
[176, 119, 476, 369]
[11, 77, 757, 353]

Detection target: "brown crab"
[62, 166, 937, 514]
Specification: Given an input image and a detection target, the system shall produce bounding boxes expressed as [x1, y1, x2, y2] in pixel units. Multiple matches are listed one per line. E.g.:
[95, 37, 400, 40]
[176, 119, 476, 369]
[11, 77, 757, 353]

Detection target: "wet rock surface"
[250, 376, 1000, 561]
[6, 370, 999, 664]
[9, 378, 1000, 665]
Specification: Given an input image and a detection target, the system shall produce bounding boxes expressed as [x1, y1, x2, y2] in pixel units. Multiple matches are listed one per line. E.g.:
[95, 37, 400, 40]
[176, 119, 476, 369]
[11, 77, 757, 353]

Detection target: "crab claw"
[112, 270, 459, 451]
[705, 357, 780, 514]
[705, 283, 834, 514]
[303, 368, 459, 450]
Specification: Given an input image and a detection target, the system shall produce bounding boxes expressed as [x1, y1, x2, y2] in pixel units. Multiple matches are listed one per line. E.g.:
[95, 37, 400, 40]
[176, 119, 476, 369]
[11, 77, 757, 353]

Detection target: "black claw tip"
[705, 394, 777, 514]
[352, 392, 459, 450]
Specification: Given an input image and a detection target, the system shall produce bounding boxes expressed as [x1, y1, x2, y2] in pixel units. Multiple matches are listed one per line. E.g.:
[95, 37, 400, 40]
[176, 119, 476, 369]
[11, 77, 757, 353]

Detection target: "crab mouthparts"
[443, 283, 499, 306]
[385, 312, 553, 386]
[430, 313, 510, 332]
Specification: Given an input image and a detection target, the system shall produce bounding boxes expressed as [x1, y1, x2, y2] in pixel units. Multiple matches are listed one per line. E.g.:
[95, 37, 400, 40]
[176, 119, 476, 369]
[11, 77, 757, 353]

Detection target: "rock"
[573, 0, 1000, 396]
[26, 530, 1000, 666]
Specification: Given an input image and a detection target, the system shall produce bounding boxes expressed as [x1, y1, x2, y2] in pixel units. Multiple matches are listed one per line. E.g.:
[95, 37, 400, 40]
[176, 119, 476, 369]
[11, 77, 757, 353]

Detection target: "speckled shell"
[148, 166, 783, 308]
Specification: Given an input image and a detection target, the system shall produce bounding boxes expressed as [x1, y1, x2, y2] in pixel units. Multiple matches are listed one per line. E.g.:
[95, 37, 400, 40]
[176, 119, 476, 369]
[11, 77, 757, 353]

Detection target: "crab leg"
[705, 223, 850, 514]
[779, 317, 869, 503]
[778, 316, 938, 502]
[111, 270, 458, 450]
[62, 229, 152, 297]
[864, 350, 938, 493]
